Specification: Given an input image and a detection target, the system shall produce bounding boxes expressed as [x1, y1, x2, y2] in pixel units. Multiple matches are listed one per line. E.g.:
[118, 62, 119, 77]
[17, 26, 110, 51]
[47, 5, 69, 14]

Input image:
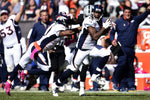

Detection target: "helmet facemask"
[78, 0, 89, 8]
[83, 5, 94, 18]
[93, 5, 104, 21]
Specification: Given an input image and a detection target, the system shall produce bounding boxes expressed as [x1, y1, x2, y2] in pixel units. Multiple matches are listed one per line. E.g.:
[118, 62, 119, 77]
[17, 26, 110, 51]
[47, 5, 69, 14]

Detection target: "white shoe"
[102, 81, 110, 90]
[91, 74, 102, 85]
[14, 85, 21, 90]
[20, 86, 27, 91]
[71, 87, 79, 92]
[79, 88, 86, 96]
[91, 74, 100, 82]
[59, 85, 65, 92]
[52, 83, 58, 96]
[99, 77, 105, 86]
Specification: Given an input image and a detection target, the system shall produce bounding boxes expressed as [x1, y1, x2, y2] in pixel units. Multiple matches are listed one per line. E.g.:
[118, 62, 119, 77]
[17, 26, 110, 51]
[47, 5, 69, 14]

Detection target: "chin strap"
[99, 14, 103, 21]
[94, 14, 103, 22]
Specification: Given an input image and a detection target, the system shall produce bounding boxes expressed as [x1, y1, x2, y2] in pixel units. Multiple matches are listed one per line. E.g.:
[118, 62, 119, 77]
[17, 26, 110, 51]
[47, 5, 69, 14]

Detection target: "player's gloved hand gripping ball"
[102, 18, 112, 29]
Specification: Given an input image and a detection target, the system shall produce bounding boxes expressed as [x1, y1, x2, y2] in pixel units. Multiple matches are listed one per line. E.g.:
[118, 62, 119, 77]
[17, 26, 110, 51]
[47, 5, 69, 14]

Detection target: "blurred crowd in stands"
[0, 0, 150, 22]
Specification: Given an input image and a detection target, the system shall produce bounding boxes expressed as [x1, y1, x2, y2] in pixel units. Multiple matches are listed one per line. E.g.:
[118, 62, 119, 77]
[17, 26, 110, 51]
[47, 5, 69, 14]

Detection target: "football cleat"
[91, 74, 100, 83]
[113, 84, 119, 91]
[102, 81, 110, 90]
[20, 71, 27, 83]
[51, 83, 58, 96]
[71, 86, 79, 92]
[71, 82, 79, 92]
[128, 87, 136, 92]
[79, 88, 86, 96]
[59, 85, 65, 92]
[4, 81, 12, 96]
[119, 88, 128, 92]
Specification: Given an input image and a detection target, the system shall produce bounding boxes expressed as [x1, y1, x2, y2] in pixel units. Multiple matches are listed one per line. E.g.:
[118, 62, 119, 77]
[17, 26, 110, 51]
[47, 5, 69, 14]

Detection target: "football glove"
[103, 18, 112, 29]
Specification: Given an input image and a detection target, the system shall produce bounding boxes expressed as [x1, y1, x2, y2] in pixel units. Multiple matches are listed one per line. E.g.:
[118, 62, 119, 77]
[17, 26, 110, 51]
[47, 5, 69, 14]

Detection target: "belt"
[6, 46, 13, 49]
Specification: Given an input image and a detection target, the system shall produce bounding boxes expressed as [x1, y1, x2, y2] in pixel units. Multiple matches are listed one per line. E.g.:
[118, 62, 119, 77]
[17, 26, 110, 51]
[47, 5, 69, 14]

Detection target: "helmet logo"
[95, 8, 101, 12]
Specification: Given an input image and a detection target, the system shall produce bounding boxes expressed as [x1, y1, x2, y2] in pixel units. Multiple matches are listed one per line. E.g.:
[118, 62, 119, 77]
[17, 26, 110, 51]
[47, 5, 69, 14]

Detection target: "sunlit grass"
[0, 90, 150, 100]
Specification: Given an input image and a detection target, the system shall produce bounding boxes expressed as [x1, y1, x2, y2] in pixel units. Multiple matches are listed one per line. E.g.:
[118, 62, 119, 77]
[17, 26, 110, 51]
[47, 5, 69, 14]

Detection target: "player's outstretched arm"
[15, 0, 26, 23]
[59, 30, 75, 36]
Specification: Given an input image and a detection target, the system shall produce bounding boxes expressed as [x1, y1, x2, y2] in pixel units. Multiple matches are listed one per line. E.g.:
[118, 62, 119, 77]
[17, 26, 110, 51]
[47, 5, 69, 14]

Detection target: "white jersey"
[76, 16, 100, 50]
[37, 22, 66, 52]
[0, 15, 20, 47]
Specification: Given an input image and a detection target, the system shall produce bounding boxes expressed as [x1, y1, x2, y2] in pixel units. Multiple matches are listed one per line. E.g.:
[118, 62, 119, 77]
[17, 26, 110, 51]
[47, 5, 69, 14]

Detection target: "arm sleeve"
[135, 11, 149, 24]
[29, 26, 36, 45]
[110, 26, 116, 41]
[55, 25, 66, 36]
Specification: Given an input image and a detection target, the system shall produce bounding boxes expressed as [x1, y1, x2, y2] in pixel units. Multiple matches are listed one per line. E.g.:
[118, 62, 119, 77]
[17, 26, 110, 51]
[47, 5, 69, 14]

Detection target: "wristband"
[20, 0, 24, 5]
[20, 0, 24, 2]
[20, 2, 24, 5]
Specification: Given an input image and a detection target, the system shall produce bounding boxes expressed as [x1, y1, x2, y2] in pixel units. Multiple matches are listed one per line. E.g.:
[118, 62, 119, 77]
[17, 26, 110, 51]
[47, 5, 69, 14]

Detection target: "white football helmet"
[78, 0, 89, 8]
[83, 5, 94, 18]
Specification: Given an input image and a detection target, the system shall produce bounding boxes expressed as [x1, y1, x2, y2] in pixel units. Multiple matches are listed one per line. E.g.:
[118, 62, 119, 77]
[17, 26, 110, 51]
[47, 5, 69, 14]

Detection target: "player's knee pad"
[96, 67, 102, 72]
[42, 66, 50, 71]
[18, 60, 26, 69]
[38, 63, 50, 71]
[7, 65, 14, 72]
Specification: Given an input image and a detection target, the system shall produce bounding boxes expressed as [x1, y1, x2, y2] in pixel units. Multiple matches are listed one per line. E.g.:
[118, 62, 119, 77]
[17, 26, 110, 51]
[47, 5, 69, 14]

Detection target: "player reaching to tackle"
[4, 12, 79, 96]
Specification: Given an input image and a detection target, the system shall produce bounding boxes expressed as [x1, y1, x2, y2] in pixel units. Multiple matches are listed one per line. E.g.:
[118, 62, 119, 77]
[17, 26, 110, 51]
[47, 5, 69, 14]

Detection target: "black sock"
[56, 69, 74, 86]
[80, 65, 88, 82]
[9, 64, 23, 81]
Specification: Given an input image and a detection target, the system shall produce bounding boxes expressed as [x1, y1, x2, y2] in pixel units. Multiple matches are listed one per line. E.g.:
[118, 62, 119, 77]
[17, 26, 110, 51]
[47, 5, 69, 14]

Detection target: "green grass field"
[0, 90, 150, 100]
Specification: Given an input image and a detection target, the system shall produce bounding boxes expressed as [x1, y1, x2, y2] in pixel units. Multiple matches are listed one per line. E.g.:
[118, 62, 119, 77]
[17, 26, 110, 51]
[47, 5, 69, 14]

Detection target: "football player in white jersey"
[77, 4, 107, 93]
[51, 5, 113, 96]
[4, 12, 78, 96]
[0, 0, 25, 88]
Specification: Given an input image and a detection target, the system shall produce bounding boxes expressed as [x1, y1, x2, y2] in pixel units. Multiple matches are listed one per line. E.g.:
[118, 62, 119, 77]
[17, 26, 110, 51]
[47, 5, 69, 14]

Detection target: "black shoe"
[2, 82, 5, 90]
[119, 88, 128, 92]
[39, 86, 49, 91]
[71, 82, 79, 91]
[113, 84, 119, 91]
[26, 75, 37, 90]
[89, 88, 99, 91]
[128, 87, 136, 92]
[80, 94, 86, 96]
